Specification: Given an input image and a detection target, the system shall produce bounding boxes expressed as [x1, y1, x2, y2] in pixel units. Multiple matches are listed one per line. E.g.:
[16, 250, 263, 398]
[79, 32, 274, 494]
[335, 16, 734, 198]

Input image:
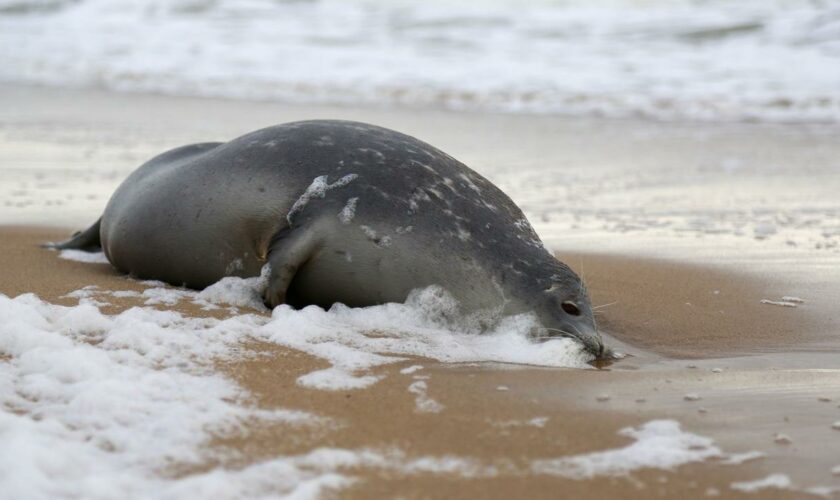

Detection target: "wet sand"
[4, 226, 839, 498]
[561, 252, 838, 358]
[3, 85, 840, 497]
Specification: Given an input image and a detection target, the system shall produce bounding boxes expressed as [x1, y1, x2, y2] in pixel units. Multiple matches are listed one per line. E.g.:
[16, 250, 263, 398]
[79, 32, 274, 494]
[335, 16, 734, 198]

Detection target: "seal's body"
[51, 120, 603, 355]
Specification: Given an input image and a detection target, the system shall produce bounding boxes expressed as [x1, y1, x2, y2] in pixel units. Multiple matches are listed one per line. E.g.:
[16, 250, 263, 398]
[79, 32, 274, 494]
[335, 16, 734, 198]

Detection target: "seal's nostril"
[561, 301, 580, 316]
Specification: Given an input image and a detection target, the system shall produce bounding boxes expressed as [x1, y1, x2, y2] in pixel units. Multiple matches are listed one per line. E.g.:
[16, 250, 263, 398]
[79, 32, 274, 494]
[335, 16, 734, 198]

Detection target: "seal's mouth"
[578, 327, 606, 359]
[537, 324, 606, 359]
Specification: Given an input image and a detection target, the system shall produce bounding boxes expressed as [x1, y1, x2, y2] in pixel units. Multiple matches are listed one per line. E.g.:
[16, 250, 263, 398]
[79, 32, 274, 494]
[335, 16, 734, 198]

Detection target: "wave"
[1, 0, 839, 122]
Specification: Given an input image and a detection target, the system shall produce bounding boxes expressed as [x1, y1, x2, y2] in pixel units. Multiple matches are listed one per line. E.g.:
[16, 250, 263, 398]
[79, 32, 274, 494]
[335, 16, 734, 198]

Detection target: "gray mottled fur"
[49, 120, 603, 355]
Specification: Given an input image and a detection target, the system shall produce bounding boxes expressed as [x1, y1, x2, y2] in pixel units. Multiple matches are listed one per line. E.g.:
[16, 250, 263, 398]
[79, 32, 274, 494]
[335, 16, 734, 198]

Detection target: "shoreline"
[2, 84, 840, 497]
[11, 81, 840, 128]
[4, 84, 840, 260]
[21, 225, 834, 359]
[3, 225, 840, 497]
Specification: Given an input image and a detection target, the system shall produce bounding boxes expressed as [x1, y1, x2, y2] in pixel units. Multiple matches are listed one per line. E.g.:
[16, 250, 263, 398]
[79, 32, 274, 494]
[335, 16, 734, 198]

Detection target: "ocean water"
[1, 0, 839, 122]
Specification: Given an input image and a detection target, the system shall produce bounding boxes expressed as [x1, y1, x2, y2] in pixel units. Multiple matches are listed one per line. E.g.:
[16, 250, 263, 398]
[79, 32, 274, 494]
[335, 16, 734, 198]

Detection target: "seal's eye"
[561, 301, 581, 316]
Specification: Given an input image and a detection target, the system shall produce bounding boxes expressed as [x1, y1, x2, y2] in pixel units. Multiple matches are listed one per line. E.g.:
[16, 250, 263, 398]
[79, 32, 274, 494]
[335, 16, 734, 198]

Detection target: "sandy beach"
[3, 84, 840, 498]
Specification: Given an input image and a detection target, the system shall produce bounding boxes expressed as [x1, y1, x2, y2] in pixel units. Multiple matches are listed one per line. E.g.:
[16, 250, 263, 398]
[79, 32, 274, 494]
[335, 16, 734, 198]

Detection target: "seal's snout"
[540, 320, 605, 358]
[573, 322, 605, 358]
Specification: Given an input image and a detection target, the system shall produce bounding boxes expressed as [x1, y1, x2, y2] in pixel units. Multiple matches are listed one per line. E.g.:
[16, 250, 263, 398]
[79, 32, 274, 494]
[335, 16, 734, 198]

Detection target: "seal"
[48, 120, 604, 356]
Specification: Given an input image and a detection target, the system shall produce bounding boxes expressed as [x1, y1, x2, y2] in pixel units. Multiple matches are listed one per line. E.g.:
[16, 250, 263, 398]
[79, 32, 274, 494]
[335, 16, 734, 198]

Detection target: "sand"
[3, 226, 837, 498]
[2, 85, 840, 498]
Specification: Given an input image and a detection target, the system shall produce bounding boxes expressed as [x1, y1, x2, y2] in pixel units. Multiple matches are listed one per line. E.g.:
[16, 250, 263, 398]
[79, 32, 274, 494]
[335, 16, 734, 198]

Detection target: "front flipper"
[263, 227, 319, 309]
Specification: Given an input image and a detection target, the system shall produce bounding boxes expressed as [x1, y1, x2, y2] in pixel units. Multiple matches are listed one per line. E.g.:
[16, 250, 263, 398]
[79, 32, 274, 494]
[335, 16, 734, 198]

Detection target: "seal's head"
[530, 266, 604, 357]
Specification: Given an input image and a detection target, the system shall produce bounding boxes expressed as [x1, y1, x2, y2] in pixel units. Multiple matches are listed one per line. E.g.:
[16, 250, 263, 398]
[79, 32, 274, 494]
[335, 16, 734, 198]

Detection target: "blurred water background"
[1, 0, 839, 122]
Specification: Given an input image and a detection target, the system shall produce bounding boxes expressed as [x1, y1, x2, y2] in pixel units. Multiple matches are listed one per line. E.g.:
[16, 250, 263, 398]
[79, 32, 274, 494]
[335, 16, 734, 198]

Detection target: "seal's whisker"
[577, 257, 588, 297]
[592, 301, 618, 310]
[543, 327, 575, 337]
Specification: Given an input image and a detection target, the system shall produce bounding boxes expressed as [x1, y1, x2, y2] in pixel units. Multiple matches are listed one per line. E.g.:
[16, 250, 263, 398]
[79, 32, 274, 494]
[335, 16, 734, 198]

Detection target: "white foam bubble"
[400, 365, 424, 375]
[807, 486, 840, 497]
[760, 299, 799, 308]
[721, 451, 765, 465]
[528, 417, 549, 428]
[297, 368, 383, 391]
[61, 267, 271, 312]
[731, 474, 793, 493]
[407, 380, 445, 413]
[781, 296, 805, 304]
[195, 265, 270, 311]
[531, 420, 721, 478]
[140, 286, 194, 306]
[58, 249, 109, 264]
[494, 417, 549, 429]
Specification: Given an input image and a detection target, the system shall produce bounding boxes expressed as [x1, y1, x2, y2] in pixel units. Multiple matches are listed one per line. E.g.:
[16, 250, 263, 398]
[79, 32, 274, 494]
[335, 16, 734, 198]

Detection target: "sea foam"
[0, 0, 838, 122]
[60, 274, 595, 390]
[0, 288, 769, 497]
